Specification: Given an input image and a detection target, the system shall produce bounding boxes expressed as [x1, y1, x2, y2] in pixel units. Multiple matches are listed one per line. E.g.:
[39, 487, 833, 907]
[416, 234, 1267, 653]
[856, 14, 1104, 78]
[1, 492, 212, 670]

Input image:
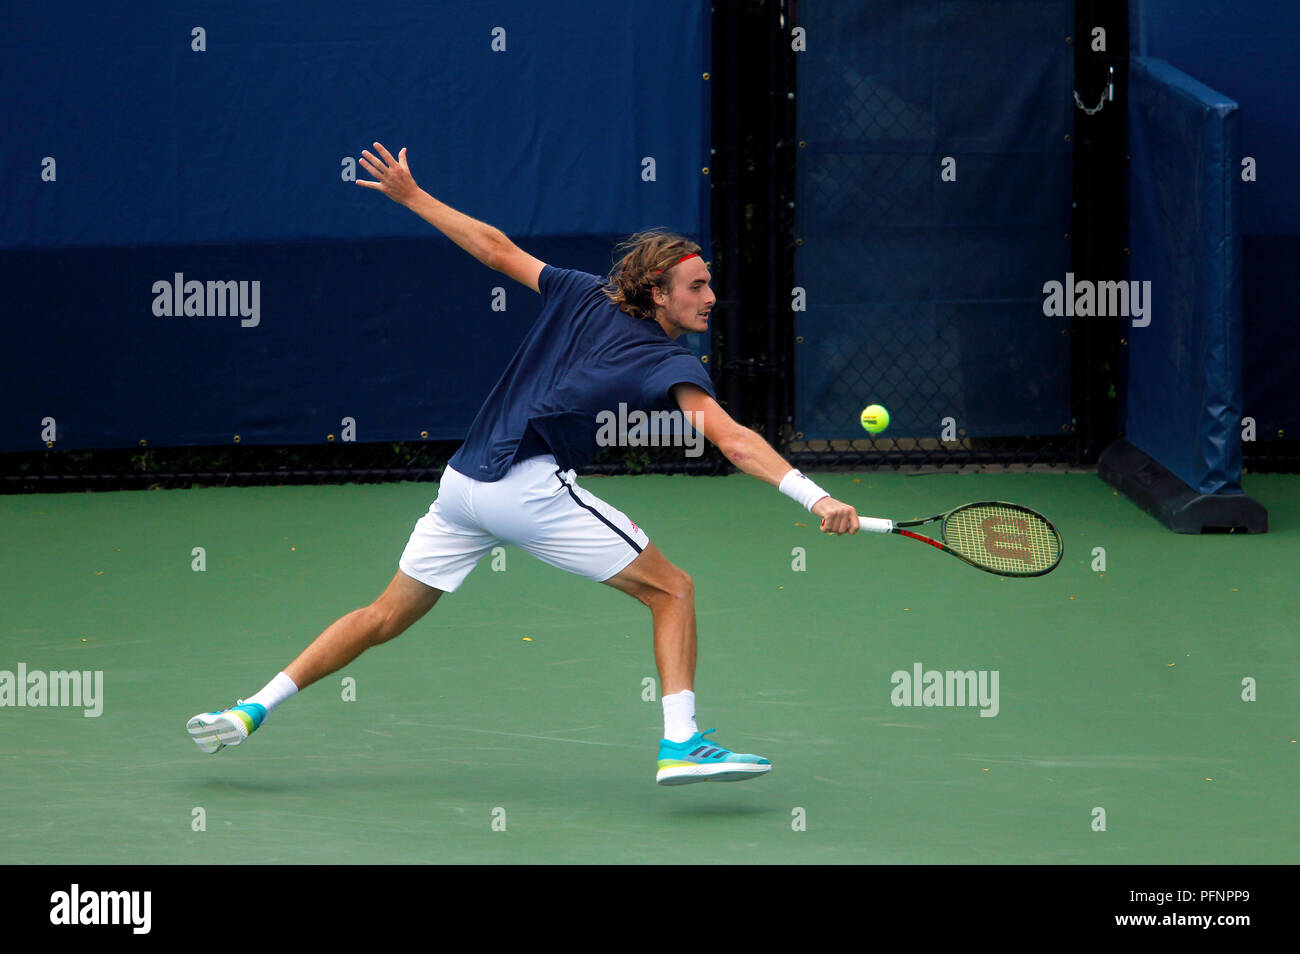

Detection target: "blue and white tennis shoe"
[186, 701, 266, 754]
[656, 729, 771, 785]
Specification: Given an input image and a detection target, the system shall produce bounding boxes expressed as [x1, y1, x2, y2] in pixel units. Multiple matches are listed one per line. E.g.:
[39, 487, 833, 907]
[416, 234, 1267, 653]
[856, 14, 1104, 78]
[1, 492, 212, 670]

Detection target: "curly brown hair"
[602, 229, 703, 320]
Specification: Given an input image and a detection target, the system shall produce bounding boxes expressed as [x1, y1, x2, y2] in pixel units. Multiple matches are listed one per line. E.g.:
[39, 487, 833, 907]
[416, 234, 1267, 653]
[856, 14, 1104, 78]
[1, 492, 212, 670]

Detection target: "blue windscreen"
[793, 1, 1073, 441]
[1, 1, 711, 451]
[1132, 0, 1300, 441]
[1125, 57, 1242, 494]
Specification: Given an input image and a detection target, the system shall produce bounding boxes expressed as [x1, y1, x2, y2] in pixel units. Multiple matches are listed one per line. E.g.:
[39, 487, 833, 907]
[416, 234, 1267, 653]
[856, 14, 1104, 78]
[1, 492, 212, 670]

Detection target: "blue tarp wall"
[1131, 0, 1300, 453]
[1125, 57, 1242, 494]
[794, 0, 1073, 441]
[1, 1, 710, 451]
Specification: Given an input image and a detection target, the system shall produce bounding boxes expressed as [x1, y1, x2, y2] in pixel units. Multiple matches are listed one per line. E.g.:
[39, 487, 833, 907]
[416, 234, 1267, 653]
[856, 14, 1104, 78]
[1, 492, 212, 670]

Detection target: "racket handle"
[856, 516, 894, 533]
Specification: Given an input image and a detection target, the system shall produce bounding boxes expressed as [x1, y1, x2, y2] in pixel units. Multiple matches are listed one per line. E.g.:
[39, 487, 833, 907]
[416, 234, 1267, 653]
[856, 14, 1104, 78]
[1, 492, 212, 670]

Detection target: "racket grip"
[856, 517, 894, 533]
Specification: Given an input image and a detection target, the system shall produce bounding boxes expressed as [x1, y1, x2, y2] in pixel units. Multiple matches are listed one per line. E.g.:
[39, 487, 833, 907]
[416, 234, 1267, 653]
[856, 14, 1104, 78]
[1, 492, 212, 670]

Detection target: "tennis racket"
[848, 501, 1062, 577]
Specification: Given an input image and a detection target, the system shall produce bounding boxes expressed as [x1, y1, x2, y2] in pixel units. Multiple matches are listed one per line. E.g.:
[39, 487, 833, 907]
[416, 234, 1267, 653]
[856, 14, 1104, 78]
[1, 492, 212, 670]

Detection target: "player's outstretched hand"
[813, 496, 860, 535]
[358, 142, 420, 206]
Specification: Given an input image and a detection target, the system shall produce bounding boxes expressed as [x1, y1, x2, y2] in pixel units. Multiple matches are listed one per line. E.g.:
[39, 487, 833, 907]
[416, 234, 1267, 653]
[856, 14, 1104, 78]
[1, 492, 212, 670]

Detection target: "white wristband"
[778, 468, 830, 512]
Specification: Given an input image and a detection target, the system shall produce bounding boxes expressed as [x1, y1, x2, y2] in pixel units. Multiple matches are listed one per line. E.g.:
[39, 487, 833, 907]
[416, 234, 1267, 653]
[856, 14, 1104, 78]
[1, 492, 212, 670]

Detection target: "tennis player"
[187, 142, 860, 785]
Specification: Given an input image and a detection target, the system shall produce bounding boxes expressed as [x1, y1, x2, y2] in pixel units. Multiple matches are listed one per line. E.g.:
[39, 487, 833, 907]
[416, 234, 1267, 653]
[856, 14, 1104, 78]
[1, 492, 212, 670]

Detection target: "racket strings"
[942, 504, 1061, 576]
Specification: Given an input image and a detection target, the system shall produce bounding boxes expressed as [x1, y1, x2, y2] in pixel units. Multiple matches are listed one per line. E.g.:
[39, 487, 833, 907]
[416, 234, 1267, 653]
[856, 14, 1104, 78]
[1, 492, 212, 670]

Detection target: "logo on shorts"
[629, 520, 640, 533]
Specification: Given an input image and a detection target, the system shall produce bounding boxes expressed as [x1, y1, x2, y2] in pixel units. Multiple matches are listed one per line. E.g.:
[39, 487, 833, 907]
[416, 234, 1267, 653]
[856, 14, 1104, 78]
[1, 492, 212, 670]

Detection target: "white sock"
[243, 672, 299, 719]
[662, 690, 698, 743]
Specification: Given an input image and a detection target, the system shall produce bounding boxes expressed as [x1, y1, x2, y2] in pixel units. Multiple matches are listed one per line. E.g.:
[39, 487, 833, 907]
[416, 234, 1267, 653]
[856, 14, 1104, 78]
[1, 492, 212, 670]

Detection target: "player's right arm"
[357, 141, 545, 293]
[672, 383, 860, 534]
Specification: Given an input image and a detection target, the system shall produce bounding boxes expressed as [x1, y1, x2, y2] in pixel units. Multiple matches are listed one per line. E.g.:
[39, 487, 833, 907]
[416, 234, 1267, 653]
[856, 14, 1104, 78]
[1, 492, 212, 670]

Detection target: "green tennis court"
[2, 471, 1295, 864]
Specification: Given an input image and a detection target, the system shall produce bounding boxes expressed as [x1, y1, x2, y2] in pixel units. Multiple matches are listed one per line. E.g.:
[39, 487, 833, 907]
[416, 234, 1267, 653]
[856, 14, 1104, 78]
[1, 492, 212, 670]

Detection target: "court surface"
[1, 471, 1295, 864]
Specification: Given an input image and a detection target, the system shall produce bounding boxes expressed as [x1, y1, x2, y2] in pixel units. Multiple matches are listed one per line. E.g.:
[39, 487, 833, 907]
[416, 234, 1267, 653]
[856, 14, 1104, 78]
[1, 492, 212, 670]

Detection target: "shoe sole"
[187, 712, 250, 754]
[656, 763, 772, 786]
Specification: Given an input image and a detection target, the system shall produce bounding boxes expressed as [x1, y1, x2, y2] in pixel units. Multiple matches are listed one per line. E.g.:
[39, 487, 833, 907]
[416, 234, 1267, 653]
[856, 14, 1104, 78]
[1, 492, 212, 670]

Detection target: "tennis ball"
[860, 404, 890, 434]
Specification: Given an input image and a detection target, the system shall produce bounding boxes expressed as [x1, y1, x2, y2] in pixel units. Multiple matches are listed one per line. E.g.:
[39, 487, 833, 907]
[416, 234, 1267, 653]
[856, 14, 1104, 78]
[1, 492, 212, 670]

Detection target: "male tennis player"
[187, 142, 860, 785]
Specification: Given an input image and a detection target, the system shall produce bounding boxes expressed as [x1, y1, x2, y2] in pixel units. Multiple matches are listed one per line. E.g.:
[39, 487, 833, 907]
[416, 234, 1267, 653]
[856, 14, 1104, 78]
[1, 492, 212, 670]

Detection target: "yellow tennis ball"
[860, 404, 890, 434]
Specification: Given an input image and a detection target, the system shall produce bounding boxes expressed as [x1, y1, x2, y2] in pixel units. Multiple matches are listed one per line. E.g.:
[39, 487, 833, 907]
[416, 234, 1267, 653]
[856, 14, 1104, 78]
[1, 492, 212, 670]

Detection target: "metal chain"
[1074, 66, 1115, 115]
[1074, 89, 1108, 115]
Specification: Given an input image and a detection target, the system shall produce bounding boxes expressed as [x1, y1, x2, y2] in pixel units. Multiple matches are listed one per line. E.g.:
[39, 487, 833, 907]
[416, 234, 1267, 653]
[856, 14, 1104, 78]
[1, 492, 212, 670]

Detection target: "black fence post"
[766, 0, 799, 452]
[1072, 0, 1129, 462]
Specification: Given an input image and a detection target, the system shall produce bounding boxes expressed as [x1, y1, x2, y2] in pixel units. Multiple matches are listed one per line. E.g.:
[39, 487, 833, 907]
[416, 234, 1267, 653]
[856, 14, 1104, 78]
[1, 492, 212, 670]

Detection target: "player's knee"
[365, 602, 407, 645]
[651, 566, 693, 606]
[367, 586, 438, 644]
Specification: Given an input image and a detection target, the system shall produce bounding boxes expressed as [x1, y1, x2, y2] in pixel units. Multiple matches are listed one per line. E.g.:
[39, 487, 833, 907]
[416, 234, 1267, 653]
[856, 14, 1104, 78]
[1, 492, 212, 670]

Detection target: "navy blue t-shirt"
[448, 265, 716, 481]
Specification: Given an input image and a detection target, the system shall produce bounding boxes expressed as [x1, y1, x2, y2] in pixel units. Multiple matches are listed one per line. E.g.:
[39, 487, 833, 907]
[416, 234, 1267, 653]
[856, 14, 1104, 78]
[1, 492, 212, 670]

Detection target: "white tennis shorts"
[398, 454, 650, 592]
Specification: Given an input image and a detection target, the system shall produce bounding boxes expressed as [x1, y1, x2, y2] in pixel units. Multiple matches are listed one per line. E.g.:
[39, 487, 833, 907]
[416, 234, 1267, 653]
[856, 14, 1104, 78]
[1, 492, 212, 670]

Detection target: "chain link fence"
[0, 439, 732, 493]
[785, 0, 1084, 471]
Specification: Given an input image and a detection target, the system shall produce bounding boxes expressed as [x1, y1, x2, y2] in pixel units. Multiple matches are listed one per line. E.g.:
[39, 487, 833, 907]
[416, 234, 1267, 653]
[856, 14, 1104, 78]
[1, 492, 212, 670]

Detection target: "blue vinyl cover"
[0, 1, 711, 451]
[1131, 0, 1300, 449]
[1126, 56, 1242, 494]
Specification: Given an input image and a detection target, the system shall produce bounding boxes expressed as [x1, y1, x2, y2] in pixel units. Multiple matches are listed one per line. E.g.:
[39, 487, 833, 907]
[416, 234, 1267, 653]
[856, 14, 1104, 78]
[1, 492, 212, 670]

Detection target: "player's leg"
[283, 569, 443, 690]
[187, 464, 495, 754]
[602, 545, 769, 784]
[600, 542, 696, 696]
[488, 460, 768, 785]
[186, 570, 443, 754]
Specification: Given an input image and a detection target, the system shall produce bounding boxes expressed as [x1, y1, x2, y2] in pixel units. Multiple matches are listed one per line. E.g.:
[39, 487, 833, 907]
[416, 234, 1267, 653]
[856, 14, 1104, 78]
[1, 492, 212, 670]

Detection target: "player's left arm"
[672, 383, 859, 533]
[489, 241, 546, 294]
[358, 141, 546, 293]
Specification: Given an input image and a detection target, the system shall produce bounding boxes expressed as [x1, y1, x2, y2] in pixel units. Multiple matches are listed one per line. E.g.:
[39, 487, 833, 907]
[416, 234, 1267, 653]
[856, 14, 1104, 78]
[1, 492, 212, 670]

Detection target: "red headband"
[654, 253, 699, 274]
